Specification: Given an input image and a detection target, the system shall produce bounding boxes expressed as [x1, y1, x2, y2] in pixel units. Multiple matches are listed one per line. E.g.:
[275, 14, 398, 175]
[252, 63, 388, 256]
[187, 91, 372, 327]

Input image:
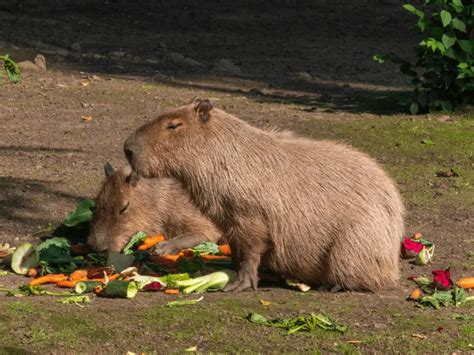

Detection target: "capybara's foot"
[151, 241, 179, 256]
[223, 271, 258, 292]
[329, 284, 343, 293]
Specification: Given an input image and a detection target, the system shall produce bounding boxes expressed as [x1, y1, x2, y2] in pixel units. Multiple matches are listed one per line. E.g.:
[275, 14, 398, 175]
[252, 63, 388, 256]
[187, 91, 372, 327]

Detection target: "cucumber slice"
[75, 281, 103, 294]
[98, 280, 138, 299]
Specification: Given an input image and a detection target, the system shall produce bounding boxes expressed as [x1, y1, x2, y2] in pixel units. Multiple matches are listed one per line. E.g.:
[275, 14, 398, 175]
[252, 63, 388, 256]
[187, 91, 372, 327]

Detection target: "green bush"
[375, 0, 473, 114]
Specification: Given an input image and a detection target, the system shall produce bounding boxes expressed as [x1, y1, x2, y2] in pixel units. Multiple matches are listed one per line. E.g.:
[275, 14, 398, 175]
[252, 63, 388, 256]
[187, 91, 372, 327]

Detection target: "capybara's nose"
[124, 139, 137, 164]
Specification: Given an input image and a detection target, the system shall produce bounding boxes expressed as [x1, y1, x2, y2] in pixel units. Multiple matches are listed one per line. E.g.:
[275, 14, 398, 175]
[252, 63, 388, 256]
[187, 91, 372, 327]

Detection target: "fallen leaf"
[412, 333, 428, 339]
[184, 346, 197, 352]
[260, 299, 271, 306]
[435, 168, 459, 178]
[421, 139, 434, 145]
[80, 81, 90, 87]
[347, 340, 362, 344]
[436, 326, 444, 332]
[81, 115, 93, 122]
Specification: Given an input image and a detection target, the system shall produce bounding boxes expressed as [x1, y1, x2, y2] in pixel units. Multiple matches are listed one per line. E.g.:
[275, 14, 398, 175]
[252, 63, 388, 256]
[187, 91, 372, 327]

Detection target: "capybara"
[124, 98, 405, 292]
[87, 162, 222, 253]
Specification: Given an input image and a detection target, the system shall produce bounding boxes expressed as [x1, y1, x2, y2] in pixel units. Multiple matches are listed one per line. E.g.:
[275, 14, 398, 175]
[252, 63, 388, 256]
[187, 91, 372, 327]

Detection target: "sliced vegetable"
[456, 277, 474, 289]
[63, 199, 95, 227]
[58, 295, 90, 305]
[122, 231, 147, 255]
[11, 243, 39, 275]
[143, 282, 163, 291]
[75, 281, 103, 294]
[286, 279, 311, 292]
[408, 288, 422, 301]
[150, 254, 181, 264]
[69, 269, 89, 281]
[175, 269, 237, 294]
[87, 266, 114, 279]
[247, 312, 347, 334]
[191, 242, 220, 256]
[165, 296, 203, 307]
[200, 255, 232, 261]
[137, 235, 165, 251]
[29, 274, 67, 286]
[27, 268, 38, 278]
[218, 244, 232, 256]
[57, 280, 79, 288]
[97, 280, 138, 299]
[164, 289, 180, 295]
[158, 273, 191, 288]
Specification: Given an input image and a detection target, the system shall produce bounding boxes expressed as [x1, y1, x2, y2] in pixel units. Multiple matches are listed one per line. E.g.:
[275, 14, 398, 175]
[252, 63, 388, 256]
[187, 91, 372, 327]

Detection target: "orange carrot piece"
[408, 288, 422, 301]
[56, 280, 78, 288]
[29, 274, 67, 286]
[27, 268, 38, 278]
[69, 269, 89, 281]
[200, 255, 232, 261]
[218, 244, 232, 256]
[456, 277, 474, 289]
[164, 289, 179, 295]
[137, 235, 166, 251]
[108, 273, 120, 281]
[149, 254, 181, 264]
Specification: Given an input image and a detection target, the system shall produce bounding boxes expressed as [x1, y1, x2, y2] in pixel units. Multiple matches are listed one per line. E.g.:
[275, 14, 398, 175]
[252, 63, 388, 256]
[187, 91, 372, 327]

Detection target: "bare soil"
[0, 1, 473, 354]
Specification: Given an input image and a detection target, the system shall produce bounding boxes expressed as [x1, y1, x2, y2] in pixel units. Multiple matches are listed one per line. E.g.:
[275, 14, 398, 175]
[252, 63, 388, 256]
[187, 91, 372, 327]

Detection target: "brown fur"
[87, 164, 222, 253]
[124, 98, 405, 291]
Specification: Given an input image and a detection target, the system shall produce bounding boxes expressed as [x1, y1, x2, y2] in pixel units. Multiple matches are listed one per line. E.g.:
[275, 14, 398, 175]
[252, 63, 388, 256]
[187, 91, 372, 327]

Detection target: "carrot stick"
[108, 274, 121, 281]
[218, 244, 232, 256]
[137, 235, 166, 251]
[200, 255, 232, 261]
[149, 254, 181, 264]
[27, 268, 38, 278]
[56, 280, 79, 288]
[69, 269, 89, 281]
[29, 274, 67, 286]
[164, 289, 179, 295]
[456, 277, 474, 289]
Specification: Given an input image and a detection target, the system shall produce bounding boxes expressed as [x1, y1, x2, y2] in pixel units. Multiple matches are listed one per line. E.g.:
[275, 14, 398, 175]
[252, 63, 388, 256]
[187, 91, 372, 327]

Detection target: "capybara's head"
[124, 97, 213, 178]
[87, 163, 142, 252]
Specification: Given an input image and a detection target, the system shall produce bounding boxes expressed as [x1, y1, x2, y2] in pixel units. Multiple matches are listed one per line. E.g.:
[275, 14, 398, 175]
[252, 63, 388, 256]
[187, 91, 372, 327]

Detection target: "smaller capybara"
[87, 163, 222, 253]
[124, 98, 405, 292]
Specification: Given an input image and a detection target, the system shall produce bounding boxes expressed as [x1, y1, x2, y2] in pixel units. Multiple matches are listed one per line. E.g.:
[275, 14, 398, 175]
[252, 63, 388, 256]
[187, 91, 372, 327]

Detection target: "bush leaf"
[442, 34, 456, 49]
[440, 10, 452, 27]
[451, 18, 466, 32]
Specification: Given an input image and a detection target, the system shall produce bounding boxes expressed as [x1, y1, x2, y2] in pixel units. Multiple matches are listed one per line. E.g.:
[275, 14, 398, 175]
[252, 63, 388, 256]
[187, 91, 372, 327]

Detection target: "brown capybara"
[124, 98, 405, 292]
[87, 162, 222, 254]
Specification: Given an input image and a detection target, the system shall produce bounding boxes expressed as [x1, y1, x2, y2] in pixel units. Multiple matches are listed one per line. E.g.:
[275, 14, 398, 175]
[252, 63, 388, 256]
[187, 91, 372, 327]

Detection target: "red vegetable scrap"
[432, 268, 453, 290]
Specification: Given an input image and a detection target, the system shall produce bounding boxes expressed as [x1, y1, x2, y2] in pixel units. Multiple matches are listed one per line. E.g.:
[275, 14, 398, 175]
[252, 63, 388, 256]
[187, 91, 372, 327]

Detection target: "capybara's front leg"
[224, 218, 270, 292]
[152, 234, 204, 255]
[224, 249, 261, 292]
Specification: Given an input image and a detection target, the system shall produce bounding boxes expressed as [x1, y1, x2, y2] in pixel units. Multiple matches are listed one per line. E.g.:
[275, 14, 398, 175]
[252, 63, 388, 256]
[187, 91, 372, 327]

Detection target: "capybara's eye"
[167, 122, 183, 130]
[119, 201, 130, 214]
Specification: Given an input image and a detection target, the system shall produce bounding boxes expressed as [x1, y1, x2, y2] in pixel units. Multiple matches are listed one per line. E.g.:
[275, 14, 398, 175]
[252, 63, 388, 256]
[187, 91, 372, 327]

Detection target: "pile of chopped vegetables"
[0, 199, 237, 302]
[401, 232, 435, 266]
[407, 268, 474, 309]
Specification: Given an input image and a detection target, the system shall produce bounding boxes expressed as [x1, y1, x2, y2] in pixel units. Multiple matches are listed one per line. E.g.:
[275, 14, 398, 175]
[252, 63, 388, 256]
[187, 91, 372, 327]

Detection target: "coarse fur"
[124, 98, 405, 291]
[87, 163, 222, 253]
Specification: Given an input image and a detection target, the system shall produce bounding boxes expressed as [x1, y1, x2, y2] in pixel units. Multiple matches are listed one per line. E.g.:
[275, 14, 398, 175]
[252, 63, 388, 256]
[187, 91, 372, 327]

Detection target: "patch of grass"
[4, 301, 35, 315]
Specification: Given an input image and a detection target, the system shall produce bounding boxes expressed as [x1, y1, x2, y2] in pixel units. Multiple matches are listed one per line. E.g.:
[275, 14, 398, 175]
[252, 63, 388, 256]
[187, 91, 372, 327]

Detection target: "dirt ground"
[0, 1, 473, 354]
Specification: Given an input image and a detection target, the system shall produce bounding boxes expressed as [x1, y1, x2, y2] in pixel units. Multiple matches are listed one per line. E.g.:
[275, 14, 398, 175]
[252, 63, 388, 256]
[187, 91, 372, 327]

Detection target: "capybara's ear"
[126, 172, 140, 187]
[191, 96, 213, 123]
[104, 162, 117, 177]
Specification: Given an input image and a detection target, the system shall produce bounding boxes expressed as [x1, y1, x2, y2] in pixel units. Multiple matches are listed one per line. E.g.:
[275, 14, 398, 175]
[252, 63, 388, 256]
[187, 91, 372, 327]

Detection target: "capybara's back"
[124, 99, 405, 291]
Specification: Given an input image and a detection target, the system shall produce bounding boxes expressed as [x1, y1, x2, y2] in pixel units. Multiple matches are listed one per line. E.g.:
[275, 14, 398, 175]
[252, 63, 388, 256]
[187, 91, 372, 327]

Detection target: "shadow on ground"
[0, 0, 419, 115]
